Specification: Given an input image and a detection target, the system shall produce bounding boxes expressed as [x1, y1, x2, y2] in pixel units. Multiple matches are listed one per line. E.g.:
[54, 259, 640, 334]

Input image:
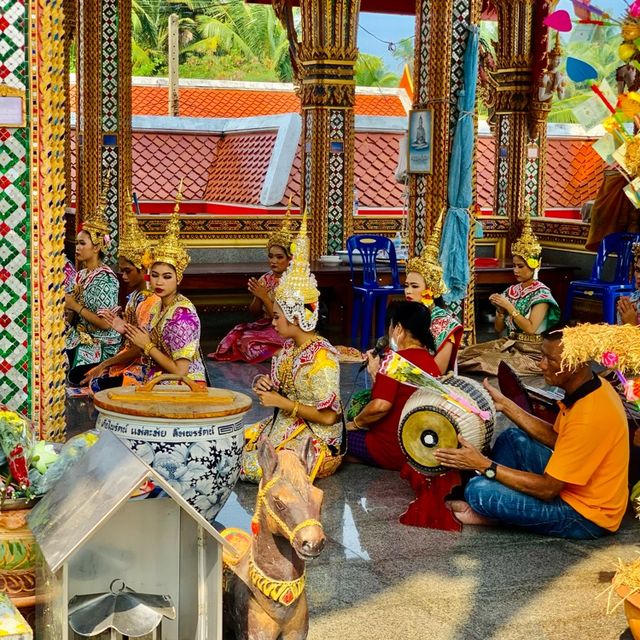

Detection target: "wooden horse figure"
[223, 436, 326, 640]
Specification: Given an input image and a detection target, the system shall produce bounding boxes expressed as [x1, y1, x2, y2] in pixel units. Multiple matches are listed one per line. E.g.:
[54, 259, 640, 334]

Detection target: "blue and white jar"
[93, 377, 252, 522]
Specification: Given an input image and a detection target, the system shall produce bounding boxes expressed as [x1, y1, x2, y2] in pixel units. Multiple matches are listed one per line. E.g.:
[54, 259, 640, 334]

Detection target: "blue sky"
[358, 0, 623, 73]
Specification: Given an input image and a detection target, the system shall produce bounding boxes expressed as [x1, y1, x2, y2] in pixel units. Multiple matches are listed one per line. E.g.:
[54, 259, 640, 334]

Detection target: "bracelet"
[143, 342, 156, 357]
[290, 401, 299, 419]
[511, 309, 521, 319]
[78, 305, 85, 316]
[353, 415, 361, 430]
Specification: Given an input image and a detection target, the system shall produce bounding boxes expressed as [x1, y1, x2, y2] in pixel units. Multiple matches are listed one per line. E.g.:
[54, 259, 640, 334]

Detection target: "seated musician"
[457, 208, 560, 376]
[346, 301, 441, 471]
[435, 327, 629, 539]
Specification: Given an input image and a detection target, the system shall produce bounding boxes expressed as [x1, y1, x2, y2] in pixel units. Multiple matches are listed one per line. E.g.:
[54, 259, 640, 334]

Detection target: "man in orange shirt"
[434, 328, 630, 539]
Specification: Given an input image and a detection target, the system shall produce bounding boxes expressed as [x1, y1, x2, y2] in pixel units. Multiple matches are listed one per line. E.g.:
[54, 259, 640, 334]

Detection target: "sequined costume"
[210, 272, 285, 363]
[66, 266, 121, 368]
[241, 337, 342, 482]
[619, 289, 640, 325]
[144, 293, 206, 384]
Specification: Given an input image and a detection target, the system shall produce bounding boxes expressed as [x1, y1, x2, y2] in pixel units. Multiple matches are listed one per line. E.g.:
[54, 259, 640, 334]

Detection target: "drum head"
[399, 408, 457, 475]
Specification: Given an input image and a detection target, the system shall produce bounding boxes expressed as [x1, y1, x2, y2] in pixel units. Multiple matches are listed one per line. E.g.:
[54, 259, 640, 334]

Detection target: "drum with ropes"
[398, 375, 496, 475]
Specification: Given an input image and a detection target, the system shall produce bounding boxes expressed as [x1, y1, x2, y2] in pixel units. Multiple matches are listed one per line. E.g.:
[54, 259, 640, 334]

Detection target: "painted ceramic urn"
[94, 375, 251, 522]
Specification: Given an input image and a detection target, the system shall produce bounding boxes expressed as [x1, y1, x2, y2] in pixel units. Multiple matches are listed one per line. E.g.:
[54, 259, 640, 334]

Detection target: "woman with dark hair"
[346, 300, 441, 470]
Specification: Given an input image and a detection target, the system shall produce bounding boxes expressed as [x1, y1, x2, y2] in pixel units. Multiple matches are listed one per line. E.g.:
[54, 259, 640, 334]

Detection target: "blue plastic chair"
[564, 231, 640, 324]
[347, 235, 405, 350]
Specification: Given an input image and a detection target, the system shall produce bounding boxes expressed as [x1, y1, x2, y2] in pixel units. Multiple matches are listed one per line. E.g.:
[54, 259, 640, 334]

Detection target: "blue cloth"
[464, 428, 608, 540]
[442, 25, 479, 303]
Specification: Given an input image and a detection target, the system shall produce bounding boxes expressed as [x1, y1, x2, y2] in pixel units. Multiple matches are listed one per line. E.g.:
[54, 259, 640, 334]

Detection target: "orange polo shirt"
[545, 376, 629, 532]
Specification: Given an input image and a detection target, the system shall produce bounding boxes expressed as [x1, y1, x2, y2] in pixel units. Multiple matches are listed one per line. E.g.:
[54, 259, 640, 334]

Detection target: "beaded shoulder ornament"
[80, 171, 112, 250]
[119, 189, 152, 270]
[405, 209, 448, 300]
[274, 209, 320, 331]
[151, 180, 190, 283]
[268, 200, 293, 257]
[511, 206, 542, 270]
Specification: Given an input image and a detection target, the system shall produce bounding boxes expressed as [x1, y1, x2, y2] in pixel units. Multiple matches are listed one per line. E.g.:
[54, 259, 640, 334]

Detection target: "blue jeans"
[464, 428, 608, 539]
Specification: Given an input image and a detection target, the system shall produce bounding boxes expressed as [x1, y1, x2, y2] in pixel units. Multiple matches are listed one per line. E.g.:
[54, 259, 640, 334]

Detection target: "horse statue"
[223, 436, 326, 640]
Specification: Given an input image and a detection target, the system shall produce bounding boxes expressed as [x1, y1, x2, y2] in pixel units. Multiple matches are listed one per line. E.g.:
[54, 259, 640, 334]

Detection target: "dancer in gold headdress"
[123, 182, 206, 385]
[210, 209, 293, 363]
[404, 211, 463, 374]
[617, 243, 640, 326]
[82, 190, 159, 390]
[457, 208, 561, 376]
[65, 175, 121, 385]
[242, 211, 344, 483]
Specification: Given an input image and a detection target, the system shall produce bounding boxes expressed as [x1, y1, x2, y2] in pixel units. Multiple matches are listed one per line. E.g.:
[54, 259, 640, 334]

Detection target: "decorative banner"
[544, 10, 573, 32]
[571, 79, 618, 131]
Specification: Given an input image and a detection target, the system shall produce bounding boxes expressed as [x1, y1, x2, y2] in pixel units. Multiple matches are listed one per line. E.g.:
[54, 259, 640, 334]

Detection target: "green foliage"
[355, 53, 399, 87]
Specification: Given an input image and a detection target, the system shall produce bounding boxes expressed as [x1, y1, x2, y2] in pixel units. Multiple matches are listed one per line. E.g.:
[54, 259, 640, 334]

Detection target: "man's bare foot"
[445, 500, 500, 526]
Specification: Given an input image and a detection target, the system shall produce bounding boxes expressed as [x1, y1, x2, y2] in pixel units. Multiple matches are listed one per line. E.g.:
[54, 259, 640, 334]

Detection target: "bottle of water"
[393, 231, 402, 259]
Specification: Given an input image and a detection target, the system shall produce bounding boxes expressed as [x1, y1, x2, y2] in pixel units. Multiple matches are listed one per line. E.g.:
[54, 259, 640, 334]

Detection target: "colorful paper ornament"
[544, 9, 573, 32]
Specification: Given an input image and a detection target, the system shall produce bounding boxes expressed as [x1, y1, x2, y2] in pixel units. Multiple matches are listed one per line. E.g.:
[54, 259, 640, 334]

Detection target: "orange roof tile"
[203, 132, 277, 204]
[133, 132, 220, 200]
[69, 83, 407, 118]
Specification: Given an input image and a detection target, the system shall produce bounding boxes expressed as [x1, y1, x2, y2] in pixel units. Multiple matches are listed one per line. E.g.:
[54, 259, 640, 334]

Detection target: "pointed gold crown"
[511, 205, 542, 269]
[150, 180, 190, 283]
[119, 189, 152, 270]
[274, 209, 320, 331]
[550, 32, 562, 59]
[405, 209, 448, 299]
[268, 199, 293, 256]
[633, 242, 640, 258]
[81, 171, 112, 250]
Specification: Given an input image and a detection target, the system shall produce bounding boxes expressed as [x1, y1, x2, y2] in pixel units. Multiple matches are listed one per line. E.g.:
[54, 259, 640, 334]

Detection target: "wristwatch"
[483, 461, 498, 479]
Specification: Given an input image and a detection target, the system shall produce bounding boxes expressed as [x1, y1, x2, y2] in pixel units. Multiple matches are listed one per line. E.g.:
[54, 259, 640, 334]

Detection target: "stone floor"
[67, 357, 640, 640]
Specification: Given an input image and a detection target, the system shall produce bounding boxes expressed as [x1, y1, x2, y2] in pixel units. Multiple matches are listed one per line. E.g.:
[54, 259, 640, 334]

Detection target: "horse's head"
[256, 436, 326, 560]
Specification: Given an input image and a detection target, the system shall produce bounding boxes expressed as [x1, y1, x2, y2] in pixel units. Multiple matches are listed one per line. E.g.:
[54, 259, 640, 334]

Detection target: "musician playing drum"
[346, 301, 441, 470]
[434, 327, 629, 539]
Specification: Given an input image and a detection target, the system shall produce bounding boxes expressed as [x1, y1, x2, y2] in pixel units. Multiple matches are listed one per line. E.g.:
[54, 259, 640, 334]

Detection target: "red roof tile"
[69, 84, 407, 118]
[203, 132, 277, 204]
[133, 132, 220, 200]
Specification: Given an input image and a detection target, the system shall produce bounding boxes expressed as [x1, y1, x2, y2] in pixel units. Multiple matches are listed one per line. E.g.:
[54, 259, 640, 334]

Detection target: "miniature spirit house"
[28, 431, 229, 640]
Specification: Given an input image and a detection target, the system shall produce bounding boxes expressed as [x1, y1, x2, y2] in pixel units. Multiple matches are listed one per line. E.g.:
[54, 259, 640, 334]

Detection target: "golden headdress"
[268, 200, 293, 256]
[80, 173, 111, 250]
[274, 209, 320, 331]
[150, 181, 190, 283]
[119, 189, 152, 270]
[633, 242, 640, 259]
[511, 206, 542, 270]
[405, 209, 448, 300]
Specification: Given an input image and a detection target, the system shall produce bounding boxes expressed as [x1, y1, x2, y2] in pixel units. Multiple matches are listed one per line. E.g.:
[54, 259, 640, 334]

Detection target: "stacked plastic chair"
[347, 234, 404, 351]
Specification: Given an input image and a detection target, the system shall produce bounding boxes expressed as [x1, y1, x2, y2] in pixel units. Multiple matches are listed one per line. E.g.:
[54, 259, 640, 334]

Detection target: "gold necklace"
[248, 552, 305, 607]
[277, 335, 322, 397]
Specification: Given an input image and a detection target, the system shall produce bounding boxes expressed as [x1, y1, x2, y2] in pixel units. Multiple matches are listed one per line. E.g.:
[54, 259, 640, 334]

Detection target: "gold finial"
[150, 180, 190, 283]
[119, 189, 152, 270]
[81, 169, 112, 249]
[511, 205, 542, 270]
[274, 207, 320, 331]
[268, 197, 294, 256]
[405, 208, 448, 299]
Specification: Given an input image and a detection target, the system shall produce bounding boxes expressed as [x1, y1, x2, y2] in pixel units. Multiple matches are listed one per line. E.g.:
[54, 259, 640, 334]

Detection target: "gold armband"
[143, 342, 156, 357]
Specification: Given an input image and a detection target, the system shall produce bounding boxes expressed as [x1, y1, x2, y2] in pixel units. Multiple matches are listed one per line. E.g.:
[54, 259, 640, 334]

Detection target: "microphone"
[358, 336, 389, 372]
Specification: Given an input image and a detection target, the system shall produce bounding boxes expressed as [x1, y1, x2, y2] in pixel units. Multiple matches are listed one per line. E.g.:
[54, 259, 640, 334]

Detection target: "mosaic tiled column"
[409, 0, 478, 345]
[296, 0, 359, 257]
[491, 0, 551, 238]
[0, 0, 67, 438]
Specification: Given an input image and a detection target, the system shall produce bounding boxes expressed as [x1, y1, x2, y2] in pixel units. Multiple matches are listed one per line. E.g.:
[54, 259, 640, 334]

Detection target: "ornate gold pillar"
[490, 0, 552, 236]
[0, 0, 67, 436]
[409, 0, 453, 255]
[297, 0, 360, 257]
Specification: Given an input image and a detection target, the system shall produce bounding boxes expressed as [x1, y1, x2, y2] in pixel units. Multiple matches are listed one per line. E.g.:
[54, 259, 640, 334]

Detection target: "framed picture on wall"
[407, 109, 432, 174]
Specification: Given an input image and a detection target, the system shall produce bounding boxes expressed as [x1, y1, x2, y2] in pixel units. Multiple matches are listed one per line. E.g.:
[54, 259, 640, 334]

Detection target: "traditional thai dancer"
[404, 213, 463, 374]
[65, 180, 121, 385]
[123, 186, 207, 385]
[241, 212, 343, 482]
[82, 191, 158, 390]
[457, 210, 561, 376]
[210, 215, 293, 363]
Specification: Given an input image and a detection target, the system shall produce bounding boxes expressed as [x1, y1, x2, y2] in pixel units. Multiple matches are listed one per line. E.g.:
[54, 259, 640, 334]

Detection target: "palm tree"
[355, 53, 399, 87]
